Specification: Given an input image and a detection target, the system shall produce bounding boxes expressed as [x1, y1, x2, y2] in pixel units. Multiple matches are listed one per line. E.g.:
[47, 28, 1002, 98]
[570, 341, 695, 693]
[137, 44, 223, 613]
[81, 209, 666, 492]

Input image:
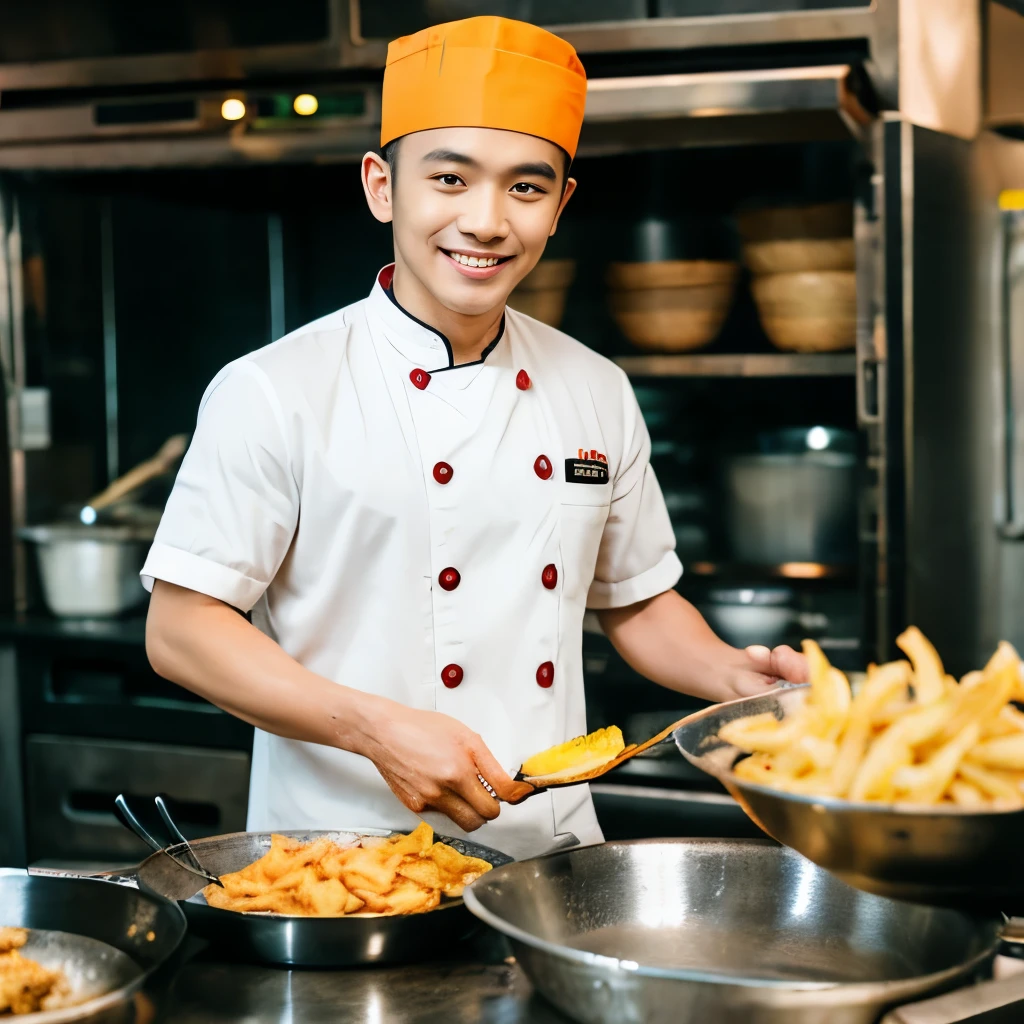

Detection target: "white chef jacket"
[141, 265, 682, 860]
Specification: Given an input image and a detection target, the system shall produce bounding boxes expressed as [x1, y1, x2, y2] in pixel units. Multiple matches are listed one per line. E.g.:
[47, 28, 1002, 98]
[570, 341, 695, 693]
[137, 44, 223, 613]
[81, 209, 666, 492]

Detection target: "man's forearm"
[146, 581, 383, 754]
[597, 590, 751, 702]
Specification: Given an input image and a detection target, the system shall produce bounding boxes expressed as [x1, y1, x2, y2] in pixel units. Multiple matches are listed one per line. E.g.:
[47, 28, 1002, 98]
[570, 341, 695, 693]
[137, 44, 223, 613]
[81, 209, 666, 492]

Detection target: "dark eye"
[439, 174, 462, 186]
[511, 182, 542, 195]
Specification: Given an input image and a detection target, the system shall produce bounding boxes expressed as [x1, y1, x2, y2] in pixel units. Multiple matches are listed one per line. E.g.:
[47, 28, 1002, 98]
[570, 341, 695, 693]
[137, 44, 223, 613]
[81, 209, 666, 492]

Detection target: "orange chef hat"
[381, 16, 587, 159]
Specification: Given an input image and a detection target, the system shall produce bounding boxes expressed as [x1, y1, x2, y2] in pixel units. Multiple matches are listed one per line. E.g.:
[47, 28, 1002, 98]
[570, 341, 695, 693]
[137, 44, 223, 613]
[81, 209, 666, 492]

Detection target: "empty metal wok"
[463, 839, 1015, 1024]
[73, 828, 512, 968]
[0, 868, 185, 1023]
[673, 686, 1024, 913]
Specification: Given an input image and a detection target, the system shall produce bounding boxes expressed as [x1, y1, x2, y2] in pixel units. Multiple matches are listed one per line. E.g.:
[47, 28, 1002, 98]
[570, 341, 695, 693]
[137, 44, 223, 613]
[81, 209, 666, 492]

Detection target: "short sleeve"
[140, 360, 299, 612]
[585, 375, 682, 610]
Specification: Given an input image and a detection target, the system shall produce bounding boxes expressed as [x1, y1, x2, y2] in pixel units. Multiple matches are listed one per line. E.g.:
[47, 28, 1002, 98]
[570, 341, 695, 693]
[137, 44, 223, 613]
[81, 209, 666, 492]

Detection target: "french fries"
[720, 628, 1024, 808]
[203, 822, 493, 917]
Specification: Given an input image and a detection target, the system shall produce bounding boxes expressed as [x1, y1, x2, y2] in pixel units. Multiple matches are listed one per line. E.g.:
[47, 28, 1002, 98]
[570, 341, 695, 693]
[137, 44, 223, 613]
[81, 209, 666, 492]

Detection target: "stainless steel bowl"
[176, 828, 513, 966]
[464, 839, 1003, 1024]
[19, 524, 154, 617]
[0, 868, 185, 1023]
[674, 687, 1024, 913]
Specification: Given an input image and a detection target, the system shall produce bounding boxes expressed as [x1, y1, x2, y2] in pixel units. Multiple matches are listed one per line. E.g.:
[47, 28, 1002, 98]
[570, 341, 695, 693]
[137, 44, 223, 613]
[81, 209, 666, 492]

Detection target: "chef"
[142, 15, 807, 860]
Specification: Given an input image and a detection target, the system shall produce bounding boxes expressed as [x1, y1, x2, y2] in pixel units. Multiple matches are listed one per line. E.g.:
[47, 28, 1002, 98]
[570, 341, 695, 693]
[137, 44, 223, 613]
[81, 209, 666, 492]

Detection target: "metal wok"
[101, 827, 512, 968]
[673, 686, 1024, 913]
[0, 868, 185, 1023]
[463, 839, 1012, 1024]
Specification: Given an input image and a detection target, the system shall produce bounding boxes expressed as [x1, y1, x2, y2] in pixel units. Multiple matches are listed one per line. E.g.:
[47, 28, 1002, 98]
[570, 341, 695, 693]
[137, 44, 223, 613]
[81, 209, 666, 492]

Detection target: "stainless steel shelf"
[615, 353, 856, 378]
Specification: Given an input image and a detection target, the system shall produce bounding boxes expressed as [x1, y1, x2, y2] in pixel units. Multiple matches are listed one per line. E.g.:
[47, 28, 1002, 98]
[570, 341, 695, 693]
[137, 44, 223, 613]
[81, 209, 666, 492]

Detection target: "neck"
[391, 260, 504, 365]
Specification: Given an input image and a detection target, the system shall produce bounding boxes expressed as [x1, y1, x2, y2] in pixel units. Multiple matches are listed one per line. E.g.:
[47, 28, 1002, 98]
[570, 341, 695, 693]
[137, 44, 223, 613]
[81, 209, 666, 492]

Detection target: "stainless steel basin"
[464, 839, 1002, 1024]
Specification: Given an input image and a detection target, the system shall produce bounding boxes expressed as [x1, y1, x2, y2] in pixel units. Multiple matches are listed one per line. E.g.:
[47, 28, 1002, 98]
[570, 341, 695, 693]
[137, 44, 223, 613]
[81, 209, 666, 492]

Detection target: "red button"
[433, 462, 453, 485]
[410, 369, 431, 390]
[516, 369, 532, 391]
[438, 567, 461, 591]
[534, 455, 552, 480]
[442, 664, 464, 688]
[536, 662, 554, 688]
[542, 564, 558, 589]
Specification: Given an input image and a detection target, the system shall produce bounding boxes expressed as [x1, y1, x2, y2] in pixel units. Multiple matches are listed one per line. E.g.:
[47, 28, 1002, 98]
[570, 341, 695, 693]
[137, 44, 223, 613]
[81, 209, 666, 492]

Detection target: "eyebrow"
[421, 149, 557, 182]
[421, 149, 479, 167]
[510, 161, 557, 182]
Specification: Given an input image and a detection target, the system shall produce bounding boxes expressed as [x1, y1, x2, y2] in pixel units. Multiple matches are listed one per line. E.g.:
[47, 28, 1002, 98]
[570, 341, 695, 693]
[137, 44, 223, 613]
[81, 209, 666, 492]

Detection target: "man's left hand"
[738, 643, 809, 696]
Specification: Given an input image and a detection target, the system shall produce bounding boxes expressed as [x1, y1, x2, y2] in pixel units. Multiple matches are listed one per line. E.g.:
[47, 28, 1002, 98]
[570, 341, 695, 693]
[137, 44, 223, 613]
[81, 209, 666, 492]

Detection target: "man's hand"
[730, 644, 809, 698]
[357, 702, 535, 833]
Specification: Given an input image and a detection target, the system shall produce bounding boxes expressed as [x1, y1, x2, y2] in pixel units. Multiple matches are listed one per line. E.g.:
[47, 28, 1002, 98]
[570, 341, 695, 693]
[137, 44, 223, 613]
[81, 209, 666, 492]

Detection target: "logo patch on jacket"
[565, 449, 609, 485]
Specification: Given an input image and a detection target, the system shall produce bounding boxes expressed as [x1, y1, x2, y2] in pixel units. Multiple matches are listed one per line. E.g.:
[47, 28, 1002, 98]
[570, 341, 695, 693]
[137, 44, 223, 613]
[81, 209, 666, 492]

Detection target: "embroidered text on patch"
[565, 449, 609, 485]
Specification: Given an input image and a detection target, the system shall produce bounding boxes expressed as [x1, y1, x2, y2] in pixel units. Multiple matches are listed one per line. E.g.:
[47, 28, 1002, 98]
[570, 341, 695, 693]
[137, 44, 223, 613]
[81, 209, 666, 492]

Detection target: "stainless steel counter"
[143, 934, 570, 1024]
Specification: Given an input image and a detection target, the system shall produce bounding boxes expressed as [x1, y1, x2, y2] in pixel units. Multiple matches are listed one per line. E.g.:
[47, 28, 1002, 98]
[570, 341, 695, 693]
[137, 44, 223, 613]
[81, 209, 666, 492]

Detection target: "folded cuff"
[141, 542, 267, 613]
[585, 551, 683, 611]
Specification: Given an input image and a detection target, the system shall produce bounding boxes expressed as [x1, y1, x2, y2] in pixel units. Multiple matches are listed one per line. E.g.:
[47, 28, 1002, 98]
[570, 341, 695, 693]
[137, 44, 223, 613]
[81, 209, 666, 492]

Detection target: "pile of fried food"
[721, 627, 1024, 807]
[203, 822, 492, 917]
[0, 927, 70, 1016]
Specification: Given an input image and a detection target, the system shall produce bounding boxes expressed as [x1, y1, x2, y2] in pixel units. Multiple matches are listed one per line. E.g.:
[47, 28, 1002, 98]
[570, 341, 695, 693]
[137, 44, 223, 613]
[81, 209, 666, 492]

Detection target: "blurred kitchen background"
[2, 0, 1024, 869]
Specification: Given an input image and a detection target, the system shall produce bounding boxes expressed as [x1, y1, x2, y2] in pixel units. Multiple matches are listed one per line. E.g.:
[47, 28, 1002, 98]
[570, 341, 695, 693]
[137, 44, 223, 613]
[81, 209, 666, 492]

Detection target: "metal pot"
[20, 524, 155, 617]
[723, 427, 857, 565]
[464, 839, 1010, 1024]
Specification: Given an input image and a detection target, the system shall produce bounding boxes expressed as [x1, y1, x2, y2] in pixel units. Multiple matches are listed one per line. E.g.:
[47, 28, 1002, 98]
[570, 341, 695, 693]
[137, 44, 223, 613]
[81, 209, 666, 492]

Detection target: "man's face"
[367, 127, 576, 317]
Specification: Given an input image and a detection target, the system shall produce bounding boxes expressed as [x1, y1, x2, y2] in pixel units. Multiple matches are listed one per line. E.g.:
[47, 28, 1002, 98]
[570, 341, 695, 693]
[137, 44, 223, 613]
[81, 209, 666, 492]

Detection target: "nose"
[455, 183, 509, 245]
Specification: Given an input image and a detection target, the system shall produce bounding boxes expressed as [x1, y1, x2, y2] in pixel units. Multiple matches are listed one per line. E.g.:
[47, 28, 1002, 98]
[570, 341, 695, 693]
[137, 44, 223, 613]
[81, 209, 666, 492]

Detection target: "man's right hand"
[357, 701, 535, 832]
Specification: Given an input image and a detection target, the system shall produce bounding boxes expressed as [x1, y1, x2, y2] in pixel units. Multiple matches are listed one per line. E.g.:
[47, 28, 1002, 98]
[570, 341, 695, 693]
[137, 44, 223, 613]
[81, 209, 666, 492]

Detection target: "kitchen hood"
[0, 64, 874, 171]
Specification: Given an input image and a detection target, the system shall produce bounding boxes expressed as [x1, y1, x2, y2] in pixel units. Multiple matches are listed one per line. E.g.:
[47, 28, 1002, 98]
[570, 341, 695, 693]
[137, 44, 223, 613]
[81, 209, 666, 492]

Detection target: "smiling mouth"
[441, 249, 516, 268]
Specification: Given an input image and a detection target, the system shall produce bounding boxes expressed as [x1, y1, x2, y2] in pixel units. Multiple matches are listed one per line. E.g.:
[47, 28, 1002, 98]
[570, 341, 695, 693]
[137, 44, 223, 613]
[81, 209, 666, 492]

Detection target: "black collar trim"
[385, 282, 504, 372]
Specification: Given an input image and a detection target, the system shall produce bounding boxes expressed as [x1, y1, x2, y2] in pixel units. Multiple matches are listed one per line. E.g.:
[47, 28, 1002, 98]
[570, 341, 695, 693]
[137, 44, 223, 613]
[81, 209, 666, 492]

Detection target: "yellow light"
[221, 98, 246, 122]
[293, 93, 319, 116]
[779, 562, 829, 579]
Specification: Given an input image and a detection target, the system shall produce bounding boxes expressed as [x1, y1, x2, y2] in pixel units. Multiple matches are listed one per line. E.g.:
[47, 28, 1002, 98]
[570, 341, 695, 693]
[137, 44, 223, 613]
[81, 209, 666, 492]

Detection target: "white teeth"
[446, 251, 500, 268]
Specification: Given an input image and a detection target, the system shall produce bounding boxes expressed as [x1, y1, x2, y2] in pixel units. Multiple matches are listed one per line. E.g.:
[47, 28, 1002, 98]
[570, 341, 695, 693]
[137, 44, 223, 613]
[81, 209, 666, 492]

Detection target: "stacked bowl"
[607, 215, 739, 352]
[738, 201, 856, 353]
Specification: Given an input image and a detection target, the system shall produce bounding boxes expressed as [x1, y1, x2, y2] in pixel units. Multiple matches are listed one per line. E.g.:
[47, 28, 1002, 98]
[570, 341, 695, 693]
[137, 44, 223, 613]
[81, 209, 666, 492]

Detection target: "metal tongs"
[114, 793, 223, 889]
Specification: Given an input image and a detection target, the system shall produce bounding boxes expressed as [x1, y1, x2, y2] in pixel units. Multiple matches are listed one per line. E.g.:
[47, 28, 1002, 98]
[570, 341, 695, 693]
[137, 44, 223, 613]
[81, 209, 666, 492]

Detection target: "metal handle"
[113, 794, 166, 858]
[114, 794, 222, 888]
[154, 794, 208, 877]
[998, 209, 1024, 539]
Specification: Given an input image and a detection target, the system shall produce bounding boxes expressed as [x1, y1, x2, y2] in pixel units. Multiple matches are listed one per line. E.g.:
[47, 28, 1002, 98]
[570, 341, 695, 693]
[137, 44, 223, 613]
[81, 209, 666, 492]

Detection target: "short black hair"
[381, 137, 572, 191]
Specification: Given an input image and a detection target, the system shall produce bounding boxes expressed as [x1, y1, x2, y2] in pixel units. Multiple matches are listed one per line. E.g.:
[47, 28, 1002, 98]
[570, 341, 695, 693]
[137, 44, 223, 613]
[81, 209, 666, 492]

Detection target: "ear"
[361, 151, 393, 225]
[548, 177, 577, 237]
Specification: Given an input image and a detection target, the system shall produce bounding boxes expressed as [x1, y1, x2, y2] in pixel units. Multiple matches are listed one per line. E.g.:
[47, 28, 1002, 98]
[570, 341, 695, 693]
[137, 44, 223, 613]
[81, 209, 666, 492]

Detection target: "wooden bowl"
[508, 288, 568, 327]
[607, 259, 738, 291]
[743, 238, 855, 275]
[516, 259, 576, 291]
[610, 276, 738, 352]
[751, 271, 856, 352]
[736, 202, 853, 243]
